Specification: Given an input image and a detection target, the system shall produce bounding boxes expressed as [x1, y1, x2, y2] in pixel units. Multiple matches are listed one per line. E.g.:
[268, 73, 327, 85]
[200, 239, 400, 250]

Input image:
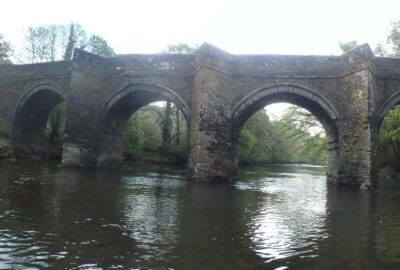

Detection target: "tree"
[24, 25, 67, 63]
[165, 43, 198, 54]
[63, 23, 87, 60]
[157, 43, 197, 152]
[0, 34, 12, 64]
[123, 103, 188, 163]
[387, 20, 400, 57]
[23, 23, 114, 63]
[85, 35, 115, 57]
[238, 110, 276, 163]
[374, 43, 387, 57]
[161, 101, 173, 149]
[45, 102, 67, 142]
[339, 40, 358, 53]
[279, 106, 327, 164]
[237, 106, 327, 165]
[378, 106, 400, 170]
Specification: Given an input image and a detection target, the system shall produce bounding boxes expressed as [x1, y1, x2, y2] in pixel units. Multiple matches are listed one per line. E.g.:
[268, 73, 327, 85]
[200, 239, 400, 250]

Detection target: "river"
[0, 161, 399, 269]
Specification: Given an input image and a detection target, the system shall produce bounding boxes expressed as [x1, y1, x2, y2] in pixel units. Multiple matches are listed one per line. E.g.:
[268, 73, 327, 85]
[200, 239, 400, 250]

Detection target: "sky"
[2, 0, 400, 56]
[1, 0, 399, 117]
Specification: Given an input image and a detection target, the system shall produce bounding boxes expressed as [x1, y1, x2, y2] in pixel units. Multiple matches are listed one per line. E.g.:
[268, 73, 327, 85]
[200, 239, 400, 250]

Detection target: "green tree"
[279, 106, 327, 164]
[44, 102, 67, 142]
[85, 35, 115, 57]
[0, 34, 12, 64]
[23, 23, 114, 63]
[238, 106, 327, 165]
[161, 101, 173, 149]
[378, 106, 400, 170]
[63, 23, 87, 60]
[388, 20, 400, 57]
[165, 43, 198, 53]
[123, 104, 188, 163]
[124, 113, 146, 159]
[238, 110, 276, 164]
[339, 40, 358, 53]
[374, 43, 387, 56]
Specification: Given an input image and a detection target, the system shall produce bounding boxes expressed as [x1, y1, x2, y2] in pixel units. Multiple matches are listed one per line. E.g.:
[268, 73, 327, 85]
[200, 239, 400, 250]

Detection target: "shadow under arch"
[230, 84, 340, 178]
[12, 83, 67, 159]
[95, 83, 191, 168]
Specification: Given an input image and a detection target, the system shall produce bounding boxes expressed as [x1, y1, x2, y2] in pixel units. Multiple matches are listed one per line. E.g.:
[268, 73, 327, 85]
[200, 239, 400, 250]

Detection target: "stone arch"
[95, 83, 191, 168]
[231, 84, 339, 141]
[12, 83, 67, 159]
[230, 84, 340, 179]
[376, 91, 400, 128]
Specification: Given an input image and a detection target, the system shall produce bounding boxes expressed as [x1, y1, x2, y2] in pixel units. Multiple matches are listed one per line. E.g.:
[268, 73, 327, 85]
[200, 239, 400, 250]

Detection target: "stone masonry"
[1, 43, 400, 189]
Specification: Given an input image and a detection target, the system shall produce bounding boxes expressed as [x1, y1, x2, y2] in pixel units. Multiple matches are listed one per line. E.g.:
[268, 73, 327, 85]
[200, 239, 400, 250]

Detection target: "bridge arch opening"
[12, 84, 67, 161]
[96, 83, 190, 168]
[376, 94, 400, 173]
[231, 85, 339, 177]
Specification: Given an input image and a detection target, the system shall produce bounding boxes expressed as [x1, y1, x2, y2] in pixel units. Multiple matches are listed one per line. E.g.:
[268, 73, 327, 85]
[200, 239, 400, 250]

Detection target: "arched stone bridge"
[1, 43, 399, 189]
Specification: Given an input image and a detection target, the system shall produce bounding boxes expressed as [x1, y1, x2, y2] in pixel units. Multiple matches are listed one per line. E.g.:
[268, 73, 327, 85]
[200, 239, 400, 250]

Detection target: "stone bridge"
[1, 43, 400, 189]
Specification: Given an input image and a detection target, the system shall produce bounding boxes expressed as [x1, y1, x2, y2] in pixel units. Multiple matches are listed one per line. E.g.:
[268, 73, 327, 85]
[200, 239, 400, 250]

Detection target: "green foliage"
[238, 106, 327, 165]
[85, 35, 115, 57]
[378, 106, 400, 170]
[124, 115, 146, 158]
[23, 23, 114, 63]
[63, 23, 87, 60]
[388, 20, 400, 57]
[0, 34, 12, 64]
[374, 43, 387, 57]
[123, 104, 188, 163]
[44, 102, 67, 143]
[239, 111, 274, 163]
[339, 41, 358, 53]
[165, 43, 198, 54]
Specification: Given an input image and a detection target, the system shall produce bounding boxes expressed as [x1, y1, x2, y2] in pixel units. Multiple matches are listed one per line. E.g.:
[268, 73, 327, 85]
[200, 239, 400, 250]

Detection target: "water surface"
[0, 161, 399, 269]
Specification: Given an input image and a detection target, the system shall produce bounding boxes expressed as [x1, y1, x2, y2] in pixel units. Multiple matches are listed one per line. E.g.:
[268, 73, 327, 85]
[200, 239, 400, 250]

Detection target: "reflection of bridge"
[1, 43, 399, 188]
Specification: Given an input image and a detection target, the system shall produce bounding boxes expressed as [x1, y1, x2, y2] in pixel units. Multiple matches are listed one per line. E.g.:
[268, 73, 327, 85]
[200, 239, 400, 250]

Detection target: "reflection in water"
[236, 165, 327, 264]
[120, 173, 183, 267]
[0, 161, 400, 269]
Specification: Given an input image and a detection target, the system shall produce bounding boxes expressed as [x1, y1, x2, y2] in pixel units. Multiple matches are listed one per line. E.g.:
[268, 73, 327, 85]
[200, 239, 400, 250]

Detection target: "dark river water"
[0, 161, 400, 269]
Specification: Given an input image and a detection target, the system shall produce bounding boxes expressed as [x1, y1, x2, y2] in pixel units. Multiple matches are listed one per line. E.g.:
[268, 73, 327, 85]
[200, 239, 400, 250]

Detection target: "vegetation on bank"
[238, 108, 326, 165]
[121, 104, 327, 165]
[378, 105, 400, 171]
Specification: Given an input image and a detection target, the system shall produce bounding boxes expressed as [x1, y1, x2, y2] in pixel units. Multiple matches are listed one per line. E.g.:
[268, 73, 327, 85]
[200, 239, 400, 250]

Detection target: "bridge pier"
[186, 44, 238, 182]
[330, 119, 376, 188]
[62, 141, 96, 168]
[331, 48, 377, 189]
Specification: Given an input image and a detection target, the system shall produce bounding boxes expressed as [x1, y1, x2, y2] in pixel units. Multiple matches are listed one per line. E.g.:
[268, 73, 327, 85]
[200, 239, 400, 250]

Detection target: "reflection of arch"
[12, 83, 66, 159]
[230, 84, 339, 140]
[376, 91, 400, 127]
[95, 83, 190, 167]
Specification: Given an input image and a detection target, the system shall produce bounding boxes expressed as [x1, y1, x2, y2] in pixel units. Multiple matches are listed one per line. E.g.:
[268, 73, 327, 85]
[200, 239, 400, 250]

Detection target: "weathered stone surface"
[1, 43, 400, 189]
[62, 142, 96, 168]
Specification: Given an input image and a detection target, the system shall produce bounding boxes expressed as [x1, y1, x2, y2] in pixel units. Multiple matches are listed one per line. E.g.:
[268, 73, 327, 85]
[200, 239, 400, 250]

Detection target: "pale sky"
[2, 0, 399, 118]
[1, 0, 400, 56]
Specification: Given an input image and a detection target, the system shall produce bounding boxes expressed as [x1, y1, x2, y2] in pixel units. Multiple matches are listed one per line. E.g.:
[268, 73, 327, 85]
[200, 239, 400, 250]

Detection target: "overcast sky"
[2, 0, 400, 56]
